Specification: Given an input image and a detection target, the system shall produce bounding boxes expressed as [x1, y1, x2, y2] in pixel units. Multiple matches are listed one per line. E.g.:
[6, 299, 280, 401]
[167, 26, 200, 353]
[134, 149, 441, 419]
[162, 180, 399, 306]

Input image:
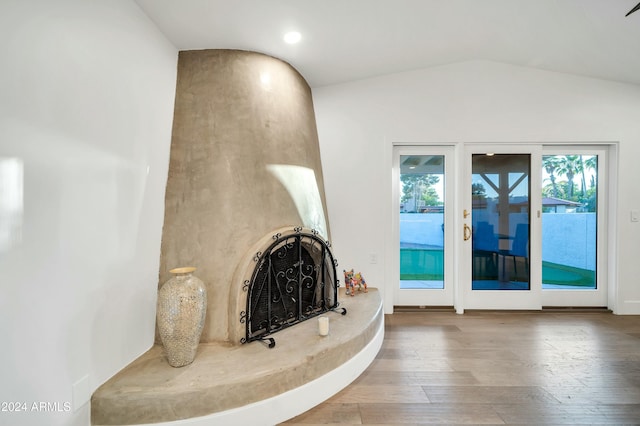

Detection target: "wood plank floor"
[281, 311, 640, 425]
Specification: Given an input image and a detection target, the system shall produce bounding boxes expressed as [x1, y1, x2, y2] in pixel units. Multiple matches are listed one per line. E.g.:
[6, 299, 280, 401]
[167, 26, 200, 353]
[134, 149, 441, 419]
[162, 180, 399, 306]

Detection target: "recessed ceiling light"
[283, 31, 301, 44]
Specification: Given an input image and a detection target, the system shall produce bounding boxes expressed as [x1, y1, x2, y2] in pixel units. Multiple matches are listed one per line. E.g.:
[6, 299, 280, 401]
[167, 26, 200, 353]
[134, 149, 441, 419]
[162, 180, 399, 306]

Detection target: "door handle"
[463, 224, 471, 241]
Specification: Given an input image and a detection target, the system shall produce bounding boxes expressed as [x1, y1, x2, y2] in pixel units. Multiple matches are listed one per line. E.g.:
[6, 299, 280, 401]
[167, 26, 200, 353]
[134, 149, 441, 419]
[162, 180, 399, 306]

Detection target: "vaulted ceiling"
[135, 0, 640, 88]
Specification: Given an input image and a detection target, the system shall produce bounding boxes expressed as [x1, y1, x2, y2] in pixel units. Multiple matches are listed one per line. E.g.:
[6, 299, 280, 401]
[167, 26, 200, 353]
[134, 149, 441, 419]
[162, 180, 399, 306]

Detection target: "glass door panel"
[472, 154, 530, 290]
[400, 154, 445, 290]
[542, 154, 597, 289]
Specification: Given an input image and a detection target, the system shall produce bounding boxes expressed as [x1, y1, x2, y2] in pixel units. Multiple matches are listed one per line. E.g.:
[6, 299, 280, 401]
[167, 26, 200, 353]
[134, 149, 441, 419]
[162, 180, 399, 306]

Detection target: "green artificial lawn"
[541, 261, 596, 287]
[400, 249, 595, 287]
[400, 248, 444, 280]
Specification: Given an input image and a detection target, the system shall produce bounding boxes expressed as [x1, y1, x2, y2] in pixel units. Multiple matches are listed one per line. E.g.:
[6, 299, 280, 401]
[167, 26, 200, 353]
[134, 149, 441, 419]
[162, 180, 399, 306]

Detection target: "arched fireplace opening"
[240, 227, 346, 348]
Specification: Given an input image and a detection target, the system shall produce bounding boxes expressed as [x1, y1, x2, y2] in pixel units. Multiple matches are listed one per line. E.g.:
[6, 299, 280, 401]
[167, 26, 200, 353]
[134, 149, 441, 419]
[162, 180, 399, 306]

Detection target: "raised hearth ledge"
[91, 288, 383, 426]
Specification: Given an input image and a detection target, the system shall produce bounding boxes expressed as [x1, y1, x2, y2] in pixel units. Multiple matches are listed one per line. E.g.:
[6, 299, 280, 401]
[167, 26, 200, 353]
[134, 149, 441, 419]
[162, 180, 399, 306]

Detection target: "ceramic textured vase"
[157, 267, 207, 367]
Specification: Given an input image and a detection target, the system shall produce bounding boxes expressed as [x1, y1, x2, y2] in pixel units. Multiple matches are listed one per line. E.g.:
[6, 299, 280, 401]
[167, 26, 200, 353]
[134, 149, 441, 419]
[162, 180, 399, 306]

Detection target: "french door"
[394, 143, 608, 311]
[393, 146, 455, 307]
[461, 144, 542, 309]
[539, 147, 607, 308]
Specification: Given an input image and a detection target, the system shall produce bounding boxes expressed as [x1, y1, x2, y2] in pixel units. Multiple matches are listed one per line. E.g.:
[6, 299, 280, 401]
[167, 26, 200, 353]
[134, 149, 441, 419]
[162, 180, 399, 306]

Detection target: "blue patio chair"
[507, 223, 529, 281]
[473, 221, 499, 278]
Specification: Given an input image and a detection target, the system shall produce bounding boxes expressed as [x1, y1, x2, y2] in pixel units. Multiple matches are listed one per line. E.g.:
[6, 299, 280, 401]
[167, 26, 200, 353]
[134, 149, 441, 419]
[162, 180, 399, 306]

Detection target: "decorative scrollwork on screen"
[243, 227, 342, 347]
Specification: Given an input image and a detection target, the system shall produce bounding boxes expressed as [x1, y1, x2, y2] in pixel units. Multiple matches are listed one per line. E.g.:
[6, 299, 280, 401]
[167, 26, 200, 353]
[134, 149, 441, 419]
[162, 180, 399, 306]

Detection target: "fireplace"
[158, 50, 333, 345]
[240, 227, 345, 347]
[91, 50, 383, 426]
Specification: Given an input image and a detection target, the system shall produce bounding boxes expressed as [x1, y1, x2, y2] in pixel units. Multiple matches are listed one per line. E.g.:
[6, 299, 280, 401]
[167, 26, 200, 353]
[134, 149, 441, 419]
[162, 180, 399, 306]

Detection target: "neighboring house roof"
[475, 196, 583, 208]
[509, 196, 582, 207]
[541, 197, 582, 206]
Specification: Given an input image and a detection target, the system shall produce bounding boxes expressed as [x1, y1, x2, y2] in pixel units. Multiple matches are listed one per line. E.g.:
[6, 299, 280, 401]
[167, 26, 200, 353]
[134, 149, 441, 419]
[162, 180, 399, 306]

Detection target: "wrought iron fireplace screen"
[241, 228, 344, 347]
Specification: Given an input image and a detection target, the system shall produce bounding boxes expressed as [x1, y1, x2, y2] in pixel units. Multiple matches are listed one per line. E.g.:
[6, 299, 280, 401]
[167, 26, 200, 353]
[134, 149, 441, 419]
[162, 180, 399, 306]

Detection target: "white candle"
[318, 316, 329, 336]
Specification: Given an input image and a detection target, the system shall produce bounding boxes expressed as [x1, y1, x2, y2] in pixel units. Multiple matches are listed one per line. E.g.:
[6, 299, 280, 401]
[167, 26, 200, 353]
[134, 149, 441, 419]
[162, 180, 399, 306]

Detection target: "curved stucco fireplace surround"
[158, 49, 332, 344]
[91, 50, 383, 425]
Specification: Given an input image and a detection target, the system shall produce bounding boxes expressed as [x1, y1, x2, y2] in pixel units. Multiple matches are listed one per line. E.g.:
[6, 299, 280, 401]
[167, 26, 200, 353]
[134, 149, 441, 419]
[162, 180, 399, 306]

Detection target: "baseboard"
[394, 305, 455, 313]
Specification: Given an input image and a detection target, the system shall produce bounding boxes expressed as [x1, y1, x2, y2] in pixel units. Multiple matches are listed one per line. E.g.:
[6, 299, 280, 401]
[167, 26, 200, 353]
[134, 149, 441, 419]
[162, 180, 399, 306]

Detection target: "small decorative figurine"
[343, 269, 354, 295]
[343, 269, 368, 296]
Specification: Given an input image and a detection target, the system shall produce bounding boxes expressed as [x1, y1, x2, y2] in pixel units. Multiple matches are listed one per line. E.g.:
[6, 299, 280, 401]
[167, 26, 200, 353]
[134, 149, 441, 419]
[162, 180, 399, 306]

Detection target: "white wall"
[313, 60, 640, 315]
[0, 1, 177, 425]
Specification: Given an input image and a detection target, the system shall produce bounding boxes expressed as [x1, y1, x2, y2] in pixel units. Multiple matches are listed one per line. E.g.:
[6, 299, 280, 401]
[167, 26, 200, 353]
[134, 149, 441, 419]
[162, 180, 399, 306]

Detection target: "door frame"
[388, 141, 617, 313]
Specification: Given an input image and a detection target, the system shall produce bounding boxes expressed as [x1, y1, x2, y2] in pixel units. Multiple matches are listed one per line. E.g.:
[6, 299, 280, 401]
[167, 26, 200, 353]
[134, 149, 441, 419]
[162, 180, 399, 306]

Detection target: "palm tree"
[579, 155, 587, 197]
[556, 155, 582, 200]
[582, 155, 598, 212]
[577, 154, 599, 199]
[584, 156, 597, 188]
[542, 156, 561, 198]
